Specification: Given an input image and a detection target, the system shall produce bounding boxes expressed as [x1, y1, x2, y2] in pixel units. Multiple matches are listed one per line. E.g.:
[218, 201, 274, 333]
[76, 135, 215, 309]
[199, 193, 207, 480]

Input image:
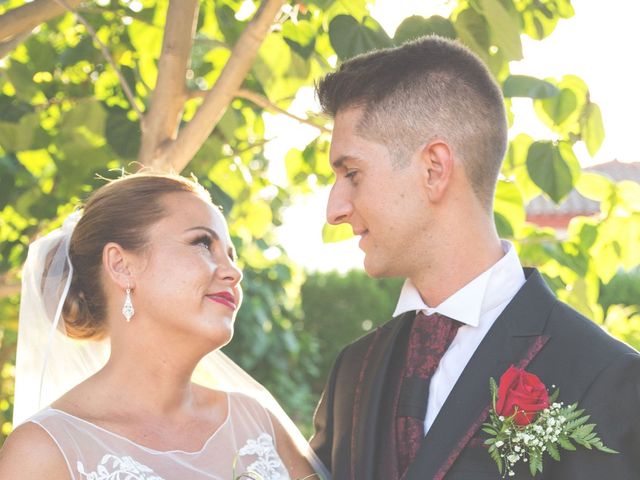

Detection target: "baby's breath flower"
[483, 374, 616, 478]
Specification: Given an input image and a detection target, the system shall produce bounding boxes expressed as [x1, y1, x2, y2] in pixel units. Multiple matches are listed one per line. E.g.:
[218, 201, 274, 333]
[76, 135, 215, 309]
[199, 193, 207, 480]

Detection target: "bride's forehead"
[156, 194, 230, 235]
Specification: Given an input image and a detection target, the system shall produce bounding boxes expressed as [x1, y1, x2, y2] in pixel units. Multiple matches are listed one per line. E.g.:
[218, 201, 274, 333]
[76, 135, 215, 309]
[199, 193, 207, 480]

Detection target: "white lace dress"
[27, 391, 291, 480]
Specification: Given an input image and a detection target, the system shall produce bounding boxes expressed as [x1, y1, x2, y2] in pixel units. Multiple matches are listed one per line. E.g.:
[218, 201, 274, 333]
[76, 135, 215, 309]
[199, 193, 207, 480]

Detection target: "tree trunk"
[149, 0, 286, 173]
[137, 0, 200, 169]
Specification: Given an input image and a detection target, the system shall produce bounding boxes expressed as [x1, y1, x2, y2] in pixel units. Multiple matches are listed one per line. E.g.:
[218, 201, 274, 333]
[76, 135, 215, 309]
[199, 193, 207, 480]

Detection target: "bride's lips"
[206, 291, 237, 310]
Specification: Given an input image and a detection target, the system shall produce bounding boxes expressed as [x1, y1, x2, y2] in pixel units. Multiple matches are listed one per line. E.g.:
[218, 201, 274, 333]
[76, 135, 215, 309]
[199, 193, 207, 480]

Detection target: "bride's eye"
[192, 235, 212, 250]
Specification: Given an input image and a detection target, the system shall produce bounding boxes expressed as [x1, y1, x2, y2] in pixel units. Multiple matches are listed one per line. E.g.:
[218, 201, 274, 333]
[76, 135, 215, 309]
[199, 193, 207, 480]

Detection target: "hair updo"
[61, 173, 212, 340]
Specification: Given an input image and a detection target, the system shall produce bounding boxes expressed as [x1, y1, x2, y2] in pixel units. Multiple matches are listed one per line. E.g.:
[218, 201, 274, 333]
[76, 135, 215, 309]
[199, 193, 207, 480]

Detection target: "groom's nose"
[327, 182, 353, 225]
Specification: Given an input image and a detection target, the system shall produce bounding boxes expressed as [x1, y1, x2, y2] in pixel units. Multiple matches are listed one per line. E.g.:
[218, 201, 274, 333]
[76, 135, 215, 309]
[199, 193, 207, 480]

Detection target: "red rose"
[496, 366, 549, 426]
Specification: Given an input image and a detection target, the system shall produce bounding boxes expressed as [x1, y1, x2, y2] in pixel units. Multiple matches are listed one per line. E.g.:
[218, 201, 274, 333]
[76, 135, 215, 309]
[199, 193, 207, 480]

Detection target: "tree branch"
[0, 0, 83, 43]
[0, 30, 31, 59]
[189, 88, 331, 134]
[238, 88, 331, 134]
[51, 0, 144, 121]
[137, 0, 199, 167]
[153, 0, 286, 173]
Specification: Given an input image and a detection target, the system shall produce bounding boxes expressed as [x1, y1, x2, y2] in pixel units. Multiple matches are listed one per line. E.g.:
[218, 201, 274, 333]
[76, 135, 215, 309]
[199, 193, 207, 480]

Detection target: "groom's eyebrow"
[332, 155, 355, 169]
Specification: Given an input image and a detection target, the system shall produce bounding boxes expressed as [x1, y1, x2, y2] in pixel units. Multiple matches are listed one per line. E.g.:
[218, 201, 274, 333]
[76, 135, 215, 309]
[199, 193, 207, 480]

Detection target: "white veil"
[13, 210, 330, 479]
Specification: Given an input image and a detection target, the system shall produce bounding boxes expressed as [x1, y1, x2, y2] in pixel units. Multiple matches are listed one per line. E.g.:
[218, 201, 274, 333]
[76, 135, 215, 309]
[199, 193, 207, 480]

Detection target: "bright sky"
[272, 0, 640, 273]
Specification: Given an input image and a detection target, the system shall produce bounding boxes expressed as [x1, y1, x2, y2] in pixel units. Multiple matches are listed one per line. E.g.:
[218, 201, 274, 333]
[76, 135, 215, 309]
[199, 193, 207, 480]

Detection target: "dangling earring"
[122, 287, 134, 322]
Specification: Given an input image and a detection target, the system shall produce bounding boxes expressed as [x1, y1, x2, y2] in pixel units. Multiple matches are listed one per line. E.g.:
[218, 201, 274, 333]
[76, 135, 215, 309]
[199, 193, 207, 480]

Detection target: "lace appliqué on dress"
[237, 433, 285, 480]
[77, 454, 165, 480]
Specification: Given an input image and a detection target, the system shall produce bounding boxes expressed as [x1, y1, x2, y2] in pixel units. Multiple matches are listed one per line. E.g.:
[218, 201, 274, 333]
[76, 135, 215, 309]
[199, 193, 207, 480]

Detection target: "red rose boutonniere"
[483, 366, 617, 478]
[496, 366, 549, 426]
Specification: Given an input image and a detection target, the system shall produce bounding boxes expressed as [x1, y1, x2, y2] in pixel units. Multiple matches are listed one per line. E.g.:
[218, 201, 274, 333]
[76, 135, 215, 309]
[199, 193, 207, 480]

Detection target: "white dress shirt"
[392, 241, 526, 434]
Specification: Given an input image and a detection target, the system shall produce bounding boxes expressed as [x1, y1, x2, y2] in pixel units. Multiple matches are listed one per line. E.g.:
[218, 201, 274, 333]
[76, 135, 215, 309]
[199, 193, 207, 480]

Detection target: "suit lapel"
[351, 311, 413, 480]
[404, 269, 557, 480]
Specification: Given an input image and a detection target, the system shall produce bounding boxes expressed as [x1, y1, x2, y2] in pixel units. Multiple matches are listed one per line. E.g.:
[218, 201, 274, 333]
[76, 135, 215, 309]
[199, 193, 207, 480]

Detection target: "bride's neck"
[94, 340, 204, 416]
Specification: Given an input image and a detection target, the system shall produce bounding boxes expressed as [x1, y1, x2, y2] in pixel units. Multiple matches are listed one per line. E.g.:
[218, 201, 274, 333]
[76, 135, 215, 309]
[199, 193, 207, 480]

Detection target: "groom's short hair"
[316, 35, 507, 211]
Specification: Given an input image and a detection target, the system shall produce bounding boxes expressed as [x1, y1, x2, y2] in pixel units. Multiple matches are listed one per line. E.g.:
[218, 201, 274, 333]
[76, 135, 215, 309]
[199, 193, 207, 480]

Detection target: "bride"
[0, 173, 328, 479]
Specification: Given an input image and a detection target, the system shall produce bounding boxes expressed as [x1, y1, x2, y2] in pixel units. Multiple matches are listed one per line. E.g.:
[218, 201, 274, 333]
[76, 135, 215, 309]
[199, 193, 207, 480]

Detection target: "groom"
[310, 36, 640, 479]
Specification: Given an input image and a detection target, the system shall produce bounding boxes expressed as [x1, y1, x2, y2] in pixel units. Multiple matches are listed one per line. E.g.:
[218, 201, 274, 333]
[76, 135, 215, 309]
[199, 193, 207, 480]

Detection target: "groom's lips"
[355, 229, 369, 248]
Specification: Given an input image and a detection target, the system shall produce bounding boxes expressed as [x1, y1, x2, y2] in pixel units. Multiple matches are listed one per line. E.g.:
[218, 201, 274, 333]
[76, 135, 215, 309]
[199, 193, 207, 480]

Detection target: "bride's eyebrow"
[184, 226, 220, 241]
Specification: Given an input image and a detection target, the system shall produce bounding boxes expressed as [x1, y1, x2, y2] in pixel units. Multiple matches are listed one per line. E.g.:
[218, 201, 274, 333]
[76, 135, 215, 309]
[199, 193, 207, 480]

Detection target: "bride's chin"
[216, 328, 234, 349]
[202, 323, 234, 350]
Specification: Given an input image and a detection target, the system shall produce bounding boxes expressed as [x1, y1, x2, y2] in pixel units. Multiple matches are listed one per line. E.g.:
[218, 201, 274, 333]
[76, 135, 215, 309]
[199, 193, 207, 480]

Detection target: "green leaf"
[522, 8, 560, 40]
[0, 113, 39, 152]
[24, 35, 59, 72]
[0, 95, 34, 122]
[62, 100, 107, 137]
[526, 141, 574, 203]
[239, 201, 273, 239]
[489, 446, 503, 473]
[541, 88, 578, 125]
[580, 103, 605, 157]
[127, 20, 163, 89]
[393, 15, 456, 45]
[322, 222, 353, 243]
[494, 179, 525, 236]
[477, 0, 523, 61]
[285, 148, 311, 184]
[323, 0, 368, 22]
[454, 8, 491, 64]
[105, 107, 141, 159]
[530, 450, 542, 475]
[547, 441, 561, 461]
[559, 435, 577, 450]
[503, 75, 559, 99]
[5, 60, 40, 101]
[282, 20, 316, 59]
[575, 172, 614, 202]
[596, 443, 619, 454]
[328, 15, 392, 60]
[534, 75, 589, 133]
[214, 4, 245, 45]
[16, 149, 54, 181]
[572, 423, 596, 438]
[489, 376, 498, 410]
[60, 35, 101, 68]
[494, 211, 512, 238]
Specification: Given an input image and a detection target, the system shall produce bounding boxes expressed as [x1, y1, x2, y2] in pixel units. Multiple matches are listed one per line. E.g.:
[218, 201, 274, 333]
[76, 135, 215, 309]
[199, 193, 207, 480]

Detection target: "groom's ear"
[418, 139, 454, 203]
[102, 242, 136, 290]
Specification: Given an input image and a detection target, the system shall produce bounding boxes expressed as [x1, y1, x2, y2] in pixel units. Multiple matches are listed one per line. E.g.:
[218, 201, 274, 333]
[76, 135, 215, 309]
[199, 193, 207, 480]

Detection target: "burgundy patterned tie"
[395, 311, 462, 478]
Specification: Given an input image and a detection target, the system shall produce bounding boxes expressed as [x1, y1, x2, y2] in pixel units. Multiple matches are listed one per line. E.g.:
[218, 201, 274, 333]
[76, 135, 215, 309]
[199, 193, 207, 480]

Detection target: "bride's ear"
[102, 242, 136, 290]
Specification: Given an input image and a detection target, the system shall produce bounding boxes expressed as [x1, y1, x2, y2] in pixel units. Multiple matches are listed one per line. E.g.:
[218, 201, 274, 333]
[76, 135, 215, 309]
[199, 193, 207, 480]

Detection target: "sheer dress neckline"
[45, 391, 231, 456]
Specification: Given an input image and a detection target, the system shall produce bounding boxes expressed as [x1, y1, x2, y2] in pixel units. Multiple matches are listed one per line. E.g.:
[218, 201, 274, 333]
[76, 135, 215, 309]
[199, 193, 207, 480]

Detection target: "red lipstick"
[206, 291, 237, 310]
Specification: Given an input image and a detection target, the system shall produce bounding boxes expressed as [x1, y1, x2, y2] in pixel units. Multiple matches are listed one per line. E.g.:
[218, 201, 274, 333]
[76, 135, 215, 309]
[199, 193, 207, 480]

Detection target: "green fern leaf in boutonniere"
[482, 365, 617, 477]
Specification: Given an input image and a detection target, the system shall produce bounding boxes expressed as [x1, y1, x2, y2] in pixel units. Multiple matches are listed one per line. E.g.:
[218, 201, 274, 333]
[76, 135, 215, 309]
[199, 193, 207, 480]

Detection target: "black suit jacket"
[311, 269, 640, 479]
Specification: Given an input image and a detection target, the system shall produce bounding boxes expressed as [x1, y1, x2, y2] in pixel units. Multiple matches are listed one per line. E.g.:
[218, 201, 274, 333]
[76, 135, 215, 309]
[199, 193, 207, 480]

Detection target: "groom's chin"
[362, 257, 387, 279]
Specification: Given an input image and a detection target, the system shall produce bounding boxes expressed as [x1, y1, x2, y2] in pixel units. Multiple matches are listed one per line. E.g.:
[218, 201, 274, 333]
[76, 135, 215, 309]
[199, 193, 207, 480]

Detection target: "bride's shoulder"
[0, 421, 70, 479]
[193, 383, 259, 408]
[193, 385, 271, 422]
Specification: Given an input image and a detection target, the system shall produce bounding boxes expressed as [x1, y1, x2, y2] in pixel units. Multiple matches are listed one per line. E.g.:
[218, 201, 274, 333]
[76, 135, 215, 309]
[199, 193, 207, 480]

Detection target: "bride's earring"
[122, 287, 134, 322]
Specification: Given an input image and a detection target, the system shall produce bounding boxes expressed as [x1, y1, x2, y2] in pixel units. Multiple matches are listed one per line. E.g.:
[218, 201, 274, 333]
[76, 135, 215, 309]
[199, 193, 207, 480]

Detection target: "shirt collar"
[392, 241, 524, 327]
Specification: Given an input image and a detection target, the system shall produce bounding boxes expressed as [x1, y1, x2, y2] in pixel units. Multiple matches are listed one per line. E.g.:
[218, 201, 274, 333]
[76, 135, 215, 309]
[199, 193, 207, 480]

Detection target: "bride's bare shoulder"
[0, 422, 70, 479]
